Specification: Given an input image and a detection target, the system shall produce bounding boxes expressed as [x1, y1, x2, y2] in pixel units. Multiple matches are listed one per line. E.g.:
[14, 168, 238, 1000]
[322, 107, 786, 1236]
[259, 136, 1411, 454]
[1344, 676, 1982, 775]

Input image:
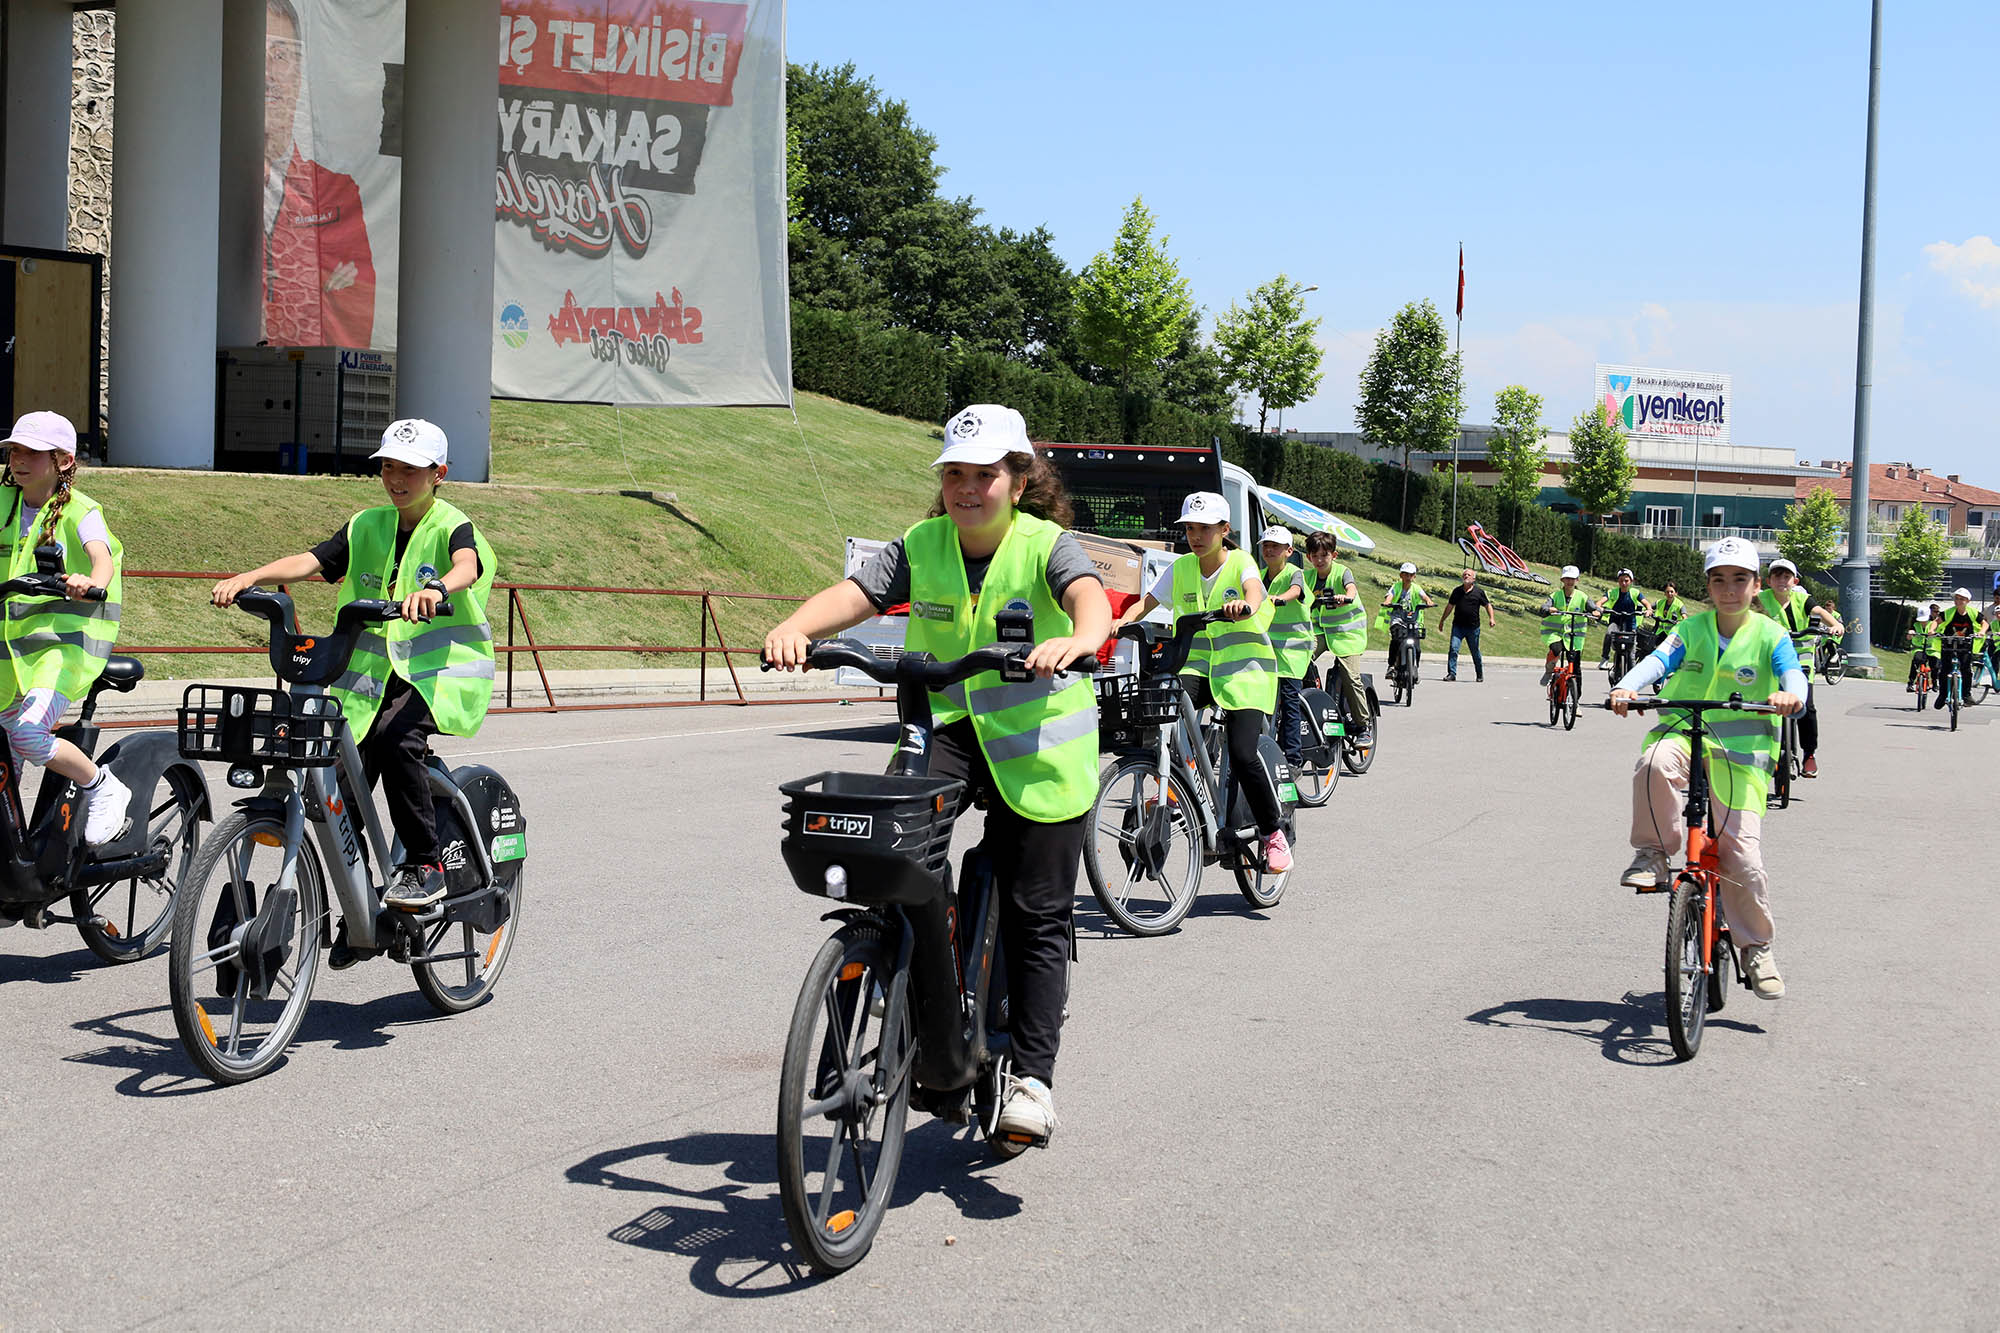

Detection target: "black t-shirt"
[311, 520, 481, 592]
[1935, 607, 1980, 641]
[1445, 584, 1490, 630]
[1608, 587, 1640, 629]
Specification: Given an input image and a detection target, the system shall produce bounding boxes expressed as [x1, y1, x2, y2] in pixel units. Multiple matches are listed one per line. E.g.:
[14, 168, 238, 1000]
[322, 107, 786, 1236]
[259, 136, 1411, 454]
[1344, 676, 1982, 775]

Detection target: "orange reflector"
[828, 1210, 856, 1235]
[103, 921, 121, 939]
[1003, 1132, 1035, 1144]
[484, 926, 506, 969]
[252, 832, 282, 847]
[839, 962, 865, 982]
[195, 1005, 217, 1046]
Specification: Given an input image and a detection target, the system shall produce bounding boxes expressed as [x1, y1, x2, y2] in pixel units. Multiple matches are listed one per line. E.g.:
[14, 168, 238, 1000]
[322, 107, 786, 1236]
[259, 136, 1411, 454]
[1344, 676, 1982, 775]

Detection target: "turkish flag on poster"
[1456, 244, 1464, 321]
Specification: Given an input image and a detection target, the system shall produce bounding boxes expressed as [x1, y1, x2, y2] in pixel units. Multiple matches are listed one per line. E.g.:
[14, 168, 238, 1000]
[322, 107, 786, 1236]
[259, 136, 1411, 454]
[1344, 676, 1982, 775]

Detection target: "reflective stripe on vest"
[903, 512, 1098, 823]
[0, 487, 122, 707]
[1265, 565, 1316, 677]
[1171, 548, 1277, 714]
[331, 497, 497, 740]
[1646, 611, 1783, 812]
[1542, 588, 1591, 649]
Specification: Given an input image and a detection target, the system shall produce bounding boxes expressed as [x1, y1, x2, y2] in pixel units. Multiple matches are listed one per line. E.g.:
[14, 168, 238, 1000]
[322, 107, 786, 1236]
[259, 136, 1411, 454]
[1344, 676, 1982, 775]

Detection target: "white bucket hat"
[372, 418, 448, 468]
[1258, 525, 1293, 547]
[933, 404, 1034, 467]
[1177, 492, 1230, 525]
[1559, 565, 1580, 580]
[1704, 536, 1760, 572]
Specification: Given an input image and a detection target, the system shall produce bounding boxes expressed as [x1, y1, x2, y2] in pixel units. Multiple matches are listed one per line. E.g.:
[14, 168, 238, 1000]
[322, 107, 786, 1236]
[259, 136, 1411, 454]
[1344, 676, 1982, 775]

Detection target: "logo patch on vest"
[911, 601, 953, 621]
[358, 571, 383, 590]
[1734, 666, 1758, 685]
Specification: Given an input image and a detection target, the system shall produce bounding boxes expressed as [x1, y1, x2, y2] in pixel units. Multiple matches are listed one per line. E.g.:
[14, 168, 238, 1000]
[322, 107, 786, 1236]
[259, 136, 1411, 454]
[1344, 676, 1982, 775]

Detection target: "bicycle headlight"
[227, 764, 263, 789]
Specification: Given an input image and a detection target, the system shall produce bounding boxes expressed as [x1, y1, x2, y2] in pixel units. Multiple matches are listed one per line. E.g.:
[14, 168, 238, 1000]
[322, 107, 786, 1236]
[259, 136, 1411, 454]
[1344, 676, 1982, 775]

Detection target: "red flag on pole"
[1456, 244, 1465, 321]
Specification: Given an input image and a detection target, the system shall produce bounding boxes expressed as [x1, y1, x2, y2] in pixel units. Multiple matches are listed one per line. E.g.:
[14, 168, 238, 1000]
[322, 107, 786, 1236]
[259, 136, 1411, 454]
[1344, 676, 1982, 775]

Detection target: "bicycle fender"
[819, 907, 877, 926]
[89, 732, 215, 861]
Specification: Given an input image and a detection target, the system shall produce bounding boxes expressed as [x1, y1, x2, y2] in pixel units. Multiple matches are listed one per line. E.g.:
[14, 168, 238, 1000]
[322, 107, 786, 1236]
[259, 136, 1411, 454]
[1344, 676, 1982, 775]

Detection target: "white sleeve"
[75, 509, 111, 550]
[1147, 567, 1175, 605]
[1242, 570, 1266, 599]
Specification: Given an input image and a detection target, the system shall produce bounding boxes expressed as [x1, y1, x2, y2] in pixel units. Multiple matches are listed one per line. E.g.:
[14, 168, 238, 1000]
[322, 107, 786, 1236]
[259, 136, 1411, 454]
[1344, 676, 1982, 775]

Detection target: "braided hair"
[35, 451, 79, 552]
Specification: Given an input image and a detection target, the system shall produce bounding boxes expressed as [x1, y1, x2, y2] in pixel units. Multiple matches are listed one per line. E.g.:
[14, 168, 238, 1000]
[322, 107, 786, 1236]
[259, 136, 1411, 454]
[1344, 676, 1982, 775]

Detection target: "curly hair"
[927, 450, 1076, 530]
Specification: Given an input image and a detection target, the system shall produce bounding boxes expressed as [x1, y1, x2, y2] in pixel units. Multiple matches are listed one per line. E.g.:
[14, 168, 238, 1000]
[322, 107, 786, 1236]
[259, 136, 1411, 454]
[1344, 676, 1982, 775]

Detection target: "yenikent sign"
[1593, 364, 1731, 446]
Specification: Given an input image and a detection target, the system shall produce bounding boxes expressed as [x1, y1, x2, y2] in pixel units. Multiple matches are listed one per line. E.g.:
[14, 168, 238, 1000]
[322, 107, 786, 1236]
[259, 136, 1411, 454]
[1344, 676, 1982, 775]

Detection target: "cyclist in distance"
[1927, 588, 1987, 711]
[763, 404, 1110, 1147]
[1301, 531, 1371, 742]
[1608, 537, 1806, 1001]
[1647, 581, 1688, 631]
[1113, 490, 1291, 873]
[1600, 568, 1641, 666]
[1380, 561, 1434, 686]
[1539, 565, 1600, 686]
[1906, 603, 1941, 693]
[1753, 558, 1842, 777]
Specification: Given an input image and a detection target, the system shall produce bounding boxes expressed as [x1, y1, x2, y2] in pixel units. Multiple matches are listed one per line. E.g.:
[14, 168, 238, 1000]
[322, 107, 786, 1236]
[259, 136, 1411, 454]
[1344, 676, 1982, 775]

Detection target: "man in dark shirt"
[1439, 568, 1495, 682]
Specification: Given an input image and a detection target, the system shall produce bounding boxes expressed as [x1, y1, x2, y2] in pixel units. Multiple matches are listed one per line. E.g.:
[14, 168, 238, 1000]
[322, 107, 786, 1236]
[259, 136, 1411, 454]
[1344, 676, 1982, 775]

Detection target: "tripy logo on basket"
[805, 811, 873, 839]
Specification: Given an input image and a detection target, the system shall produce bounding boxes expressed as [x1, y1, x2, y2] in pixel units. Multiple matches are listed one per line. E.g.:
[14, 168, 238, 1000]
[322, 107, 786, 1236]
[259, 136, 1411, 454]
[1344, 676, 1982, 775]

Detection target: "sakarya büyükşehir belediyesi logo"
[499, 302, 529, 349]
[1603, 372, 1726, 436]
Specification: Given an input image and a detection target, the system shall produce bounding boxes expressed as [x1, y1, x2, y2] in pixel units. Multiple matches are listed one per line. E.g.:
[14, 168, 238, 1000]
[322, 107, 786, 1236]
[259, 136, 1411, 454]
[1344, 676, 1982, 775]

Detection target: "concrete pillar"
[395, 0, 498, 482]
[215, 0, 265, 347]
[3, 0, 75, 249]
[108, 0, 223, 468]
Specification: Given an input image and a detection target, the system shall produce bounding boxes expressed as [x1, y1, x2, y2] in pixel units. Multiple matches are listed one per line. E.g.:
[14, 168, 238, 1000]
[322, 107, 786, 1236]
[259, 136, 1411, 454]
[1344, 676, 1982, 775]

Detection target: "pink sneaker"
[1263, 828, 1293, 873]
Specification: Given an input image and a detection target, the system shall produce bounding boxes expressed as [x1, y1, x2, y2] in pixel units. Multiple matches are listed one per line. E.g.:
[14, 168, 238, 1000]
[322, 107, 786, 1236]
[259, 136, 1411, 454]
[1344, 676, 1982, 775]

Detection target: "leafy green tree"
[1486, 385, 1548, 536]
[1775, 486, 1845, 575]
[1355, 298, 1463, 527]
[1214, 275, 1325, 434]
[1880, 506, 1949, 600]
[1562, 402, 1637, 522]
[1154, 307, 1237, 417]
[1072, 196, 1194, 392]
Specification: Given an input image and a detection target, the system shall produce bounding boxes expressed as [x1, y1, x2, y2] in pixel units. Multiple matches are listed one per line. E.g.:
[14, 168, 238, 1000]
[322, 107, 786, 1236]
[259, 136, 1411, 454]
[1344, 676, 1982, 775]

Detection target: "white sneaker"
[1620, 850, 1670, 890]
[994, 1074, 1057, 1146]
[83, 768, 133, 845]
[1741, 944, 1786, 1000]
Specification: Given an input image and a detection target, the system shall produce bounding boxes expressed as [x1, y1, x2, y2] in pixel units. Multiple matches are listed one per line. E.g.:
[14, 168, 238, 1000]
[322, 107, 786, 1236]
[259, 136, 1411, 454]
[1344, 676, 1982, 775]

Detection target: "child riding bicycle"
[1927, 589, 1987, 710]
[1380, 562, 1434, 685]
[1539, 566, 1600, 685]
[1609, 537, 1807, 1001]
[1257, 525, 1315, 768]
[1754, 558, 1842, 777]
[764, 404, 1110, 1148]
[1302, 531, 1370, 741]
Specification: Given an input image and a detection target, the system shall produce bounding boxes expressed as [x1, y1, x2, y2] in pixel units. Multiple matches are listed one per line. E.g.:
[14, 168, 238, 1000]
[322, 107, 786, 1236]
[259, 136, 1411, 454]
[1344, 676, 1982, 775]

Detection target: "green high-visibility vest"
[1541, 587, 1591, 651]
[1755, 586, 1810, 630]
[1311, 561, 1367, 656]
[1263, 564, 1316, 678]
[1931, 607, 1988, 652]
[0, 486, 122, 706]
[1169, 547, 1277, 714]
[1376, 580, 1426, 632]
[333, 498, 497, 740]
[904, 512, 1099, 823]
[1646, 611, 1783, 814]
[1653, 596, 1686, 628]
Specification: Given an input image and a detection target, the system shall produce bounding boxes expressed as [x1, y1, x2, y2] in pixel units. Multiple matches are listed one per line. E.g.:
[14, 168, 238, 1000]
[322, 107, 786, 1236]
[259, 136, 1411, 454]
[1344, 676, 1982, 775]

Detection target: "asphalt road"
[2, 663, 1995, 1330]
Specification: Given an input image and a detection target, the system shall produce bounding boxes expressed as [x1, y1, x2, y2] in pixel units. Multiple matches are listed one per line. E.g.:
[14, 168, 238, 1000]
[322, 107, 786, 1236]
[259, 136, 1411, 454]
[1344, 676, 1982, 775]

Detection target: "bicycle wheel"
[1546, 676, 1561, 726]
[1950, 689, 1960, 732]
[777, 924, 912, 1276]
[1820, 645, 1847, 686]
[1707, 929, 1732, 1014]
[1561, 674, 1580, 731]
[1970, 671, 1991, 706]
[1774, 721, 1794, 809]
[1233, 844, 1288, 909]
[412, 868, 523, 1014]
[71, 766, 203, 964]
[1293, 750, 1338, 808]
[1084, 759, 1201, 936]
[167, 810, 325, 1085]
[1916, 671, 1929, 711]
[1664, 877, 1708, 1062]
[1404, 655, 1418, 706]
[1340, 709, 1376, 775]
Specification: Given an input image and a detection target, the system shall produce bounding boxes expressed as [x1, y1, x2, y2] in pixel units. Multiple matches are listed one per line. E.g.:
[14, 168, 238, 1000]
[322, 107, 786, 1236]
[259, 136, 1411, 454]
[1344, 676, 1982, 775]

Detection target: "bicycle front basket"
[177, 686, 344, 768]
[779, 771, 965, 906]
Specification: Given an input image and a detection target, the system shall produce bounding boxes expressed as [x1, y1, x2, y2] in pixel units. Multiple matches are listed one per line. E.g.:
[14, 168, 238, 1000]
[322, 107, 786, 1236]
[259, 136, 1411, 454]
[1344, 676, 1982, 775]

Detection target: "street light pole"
[1840, 0, 1884, 674]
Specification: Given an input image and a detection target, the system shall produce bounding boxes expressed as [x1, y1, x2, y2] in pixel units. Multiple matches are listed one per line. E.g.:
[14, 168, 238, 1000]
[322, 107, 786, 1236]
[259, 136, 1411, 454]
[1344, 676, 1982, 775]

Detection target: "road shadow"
[1465, 992, 1765, 1067]
[1489, 720, 1555, 729]
[0, 943, 106, 987]
[780, 723, 901, 745]
[568, 1120, 1024, 1294]
[622, 491, 732, 555]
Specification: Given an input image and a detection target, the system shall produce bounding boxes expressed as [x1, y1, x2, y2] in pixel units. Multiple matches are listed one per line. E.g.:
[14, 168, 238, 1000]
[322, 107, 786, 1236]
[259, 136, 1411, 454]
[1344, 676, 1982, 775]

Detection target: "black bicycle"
[1311, 589, 1380, 774]
[767, 616, 1096, 1275]
[1603, 625, 1639, 684]
[0, 553, 210, 961]
[1384, 607, 1424, 707]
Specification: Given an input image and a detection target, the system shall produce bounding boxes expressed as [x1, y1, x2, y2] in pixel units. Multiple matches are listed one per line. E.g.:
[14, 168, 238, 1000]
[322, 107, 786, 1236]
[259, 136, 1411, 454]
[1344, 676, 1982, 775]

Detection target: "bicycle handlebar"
[0, 572, 108, 602]
[764, 638, 1100, 686]
[228, 586, 457, 686]
[1602, 695, 1781, 716]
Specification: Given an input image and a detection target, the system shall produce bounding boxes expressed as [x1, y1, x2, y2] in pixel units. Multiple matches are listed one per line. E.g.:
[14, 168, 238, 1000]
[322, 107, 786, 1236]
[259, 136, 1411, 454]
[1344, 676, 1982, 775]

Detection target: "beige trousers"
[1630, 739, 1773, 948]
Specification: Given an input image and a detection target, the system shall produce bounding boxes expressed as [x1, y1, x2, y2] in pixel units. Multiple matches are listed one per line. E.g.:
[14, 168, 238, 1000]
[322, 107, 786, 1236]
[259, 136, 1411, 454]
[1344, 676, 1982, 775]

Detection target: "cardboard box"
[1073, 531, 1148, 597]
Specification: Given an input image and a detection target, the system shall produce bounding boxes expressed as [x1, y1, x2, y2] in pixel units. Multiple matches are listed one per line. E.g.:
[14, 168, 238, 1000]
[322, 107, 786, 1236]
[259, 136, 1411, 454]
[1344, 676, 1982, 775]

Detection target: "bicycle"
[1603, 625, 1639, 683]
[1609, 695, 1781, 1062]
[1544, 610, 1595, 731]
[766, 626, 1096, 1274]
[1936, 635, 1976, 732]
[1968, 644, 1999, 705]
[1813, 634, 1847, 686]
[0, 553, 210, 961]
[1383, 606, 1424, 707]
[1310, 589, 1380, 775]
[1910, 649, 1933, 712]
[166, 588, 526, 1084]
[1084, 613, 1300, 937]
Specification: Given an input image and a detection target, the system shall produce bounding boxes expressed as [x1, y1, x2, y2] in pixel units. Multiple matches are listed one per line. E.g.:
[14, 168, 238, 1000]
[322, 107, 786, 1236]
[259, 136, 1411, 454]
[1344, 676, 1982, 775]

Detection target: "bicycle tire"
[1916, 669, 1929, 711]
[1561, 673, 1580, 731]
[1084, 758, 1202, 936]
[1707, 928, 1732, 1014]
[1405, 652, 1418, 706]
[1292, 748, 1338, 807]
[412, 867, 523, 1014]
[71, 766, 203, 964]
[777, 925, 912, 1276]
[1547, 675, 1561, 727]
[166, 810, 325, 1085]
[1341, 709, 1376, 775]
[1819, 644, 1847, 686]
[1664, 877, 1708, 1062]
[1950, 691, 1960, 732]
[1970, 673, 1991, 706]
[1774, 720, 1795, 809]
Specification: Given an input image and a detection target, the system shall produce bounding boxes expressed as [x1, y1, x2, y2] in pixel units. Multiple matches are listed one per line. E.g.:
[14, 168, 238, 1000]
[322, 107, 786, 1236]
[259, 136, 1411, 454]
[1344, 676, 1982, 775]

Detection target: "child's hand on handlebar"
[1608, 688, 1638, 717]
[61, 573, 100, 601]
[1023, 635, 1095, 679]
[762, 626, 812, 671]
[1767, 690, 1805, 715]
[1221, 599, 1251, 620]
[211, 572, 257, 607]
[400, 587, 444, 622]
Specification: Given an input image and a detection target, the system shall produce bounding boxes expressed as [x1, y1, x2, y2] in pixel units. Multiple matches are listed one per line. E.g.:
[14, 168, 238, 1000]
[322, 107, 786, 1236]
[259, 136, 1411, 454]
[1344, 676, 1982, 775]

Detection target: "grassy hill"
[75, 391, 1892, 681]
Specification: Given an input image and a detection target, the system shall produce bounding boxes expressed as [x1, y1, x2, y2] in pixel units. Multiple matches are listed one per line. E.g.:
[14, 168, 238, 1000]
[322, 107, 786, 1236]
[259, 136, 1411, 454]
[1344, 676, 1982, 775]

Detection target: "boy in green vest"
[1608, 537, 1807, 1000]
[1379, 562, 1434, 686]
[212, 420, 497, 917]
[1928, 588, 1988, 709]
[1539, 566, 1601, 685]
[1258, 525, 1316, 765]
[1755, 558, 1842, 777]
[1302, 531, 1370, 740]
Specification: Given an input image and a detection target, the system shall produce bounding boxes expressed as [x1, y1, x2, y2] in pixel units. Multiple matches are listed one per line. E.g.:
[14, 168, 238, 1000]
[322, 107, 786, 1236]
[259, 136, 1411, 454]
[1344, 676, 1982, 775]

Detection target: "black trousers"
[1799, 690, 1819, 758]
[1183, 678, 1283, 836]
[359, 674, 441, 865]
[929, 720, 1083, 1088]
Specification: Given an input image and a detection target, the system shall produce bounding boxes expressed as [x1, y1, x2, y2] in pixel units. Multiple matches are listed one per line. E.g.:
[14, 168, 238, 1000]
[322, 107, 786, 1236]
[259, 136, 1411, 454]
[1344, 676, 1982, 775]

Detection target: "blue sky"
[790, 1, 1999, 481]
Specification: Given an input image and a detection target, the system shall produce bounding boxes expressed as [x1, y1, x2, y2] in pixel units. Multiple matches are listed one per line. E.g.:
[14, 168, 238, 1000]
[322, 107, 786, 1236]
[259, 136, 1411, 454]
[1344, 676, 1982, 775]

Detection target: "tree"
[1214, 274, 1325, 434]
[1880, 506, 1949, 600]
[1776, 486, 1845, 575]
[1072, 196, 1194, 392]
[1355, 298, 1463, 527]
[1562, 402, 1637, 522]
[1486, 385, 1548, 539]
[1155, 307, 1237, 418]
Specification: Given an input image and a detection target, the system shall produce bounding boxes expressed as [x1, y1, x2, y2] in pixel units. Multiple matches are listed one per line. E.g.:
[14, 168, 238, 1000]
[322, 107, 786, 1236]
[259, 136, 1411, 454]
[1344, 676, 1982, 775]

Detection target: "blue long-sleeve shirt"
[1615, 625, 1809, 698]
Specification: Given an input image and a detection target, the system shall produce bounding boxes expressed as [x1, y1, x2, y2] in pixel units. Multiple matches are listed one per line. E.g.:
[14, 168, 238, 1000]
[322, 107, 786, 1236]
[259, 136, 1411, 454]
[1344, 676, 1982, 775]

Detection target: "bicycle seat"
[95, 656, 145, 693]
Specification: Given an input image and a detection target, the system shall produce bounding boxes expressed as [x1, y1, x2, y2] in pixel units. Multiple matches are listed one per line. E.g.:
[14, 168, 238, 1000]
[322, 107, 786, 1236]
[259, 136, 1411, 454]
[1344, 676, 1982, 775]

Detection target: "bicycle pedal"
[1631, 884, 1669, 895]
[997, 1129, 1050, 1150]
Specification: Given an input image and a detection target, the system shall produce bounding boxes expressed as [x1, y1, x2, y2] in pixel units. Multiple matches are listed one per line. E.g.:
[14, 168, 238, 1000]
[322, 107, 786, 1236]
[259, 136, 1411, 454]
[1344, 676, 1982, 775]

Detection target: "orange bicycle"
[1613, 694, 1780, 1061]
[1545, 610, 1596, 731]
[1908, 631, 1934, 711]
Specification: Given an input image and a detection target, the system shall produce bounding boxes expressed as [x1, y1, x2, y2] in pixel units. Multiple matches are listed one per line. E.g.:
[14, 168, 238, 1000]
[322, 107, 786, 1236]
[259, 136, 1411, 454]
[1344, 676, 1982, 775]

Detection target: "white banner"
[1594, 363, 1732, 446]
[271, 1, 791, 407]
[490, 0, 792, 406]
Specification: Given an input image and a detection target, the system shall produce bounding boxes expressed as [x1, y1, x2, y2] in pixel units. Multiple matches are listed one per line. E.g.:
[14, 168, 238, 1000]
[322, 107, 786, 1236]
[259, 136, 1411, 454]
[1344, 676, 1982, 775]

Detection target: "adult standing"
[1439, 568, 1495, 681]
